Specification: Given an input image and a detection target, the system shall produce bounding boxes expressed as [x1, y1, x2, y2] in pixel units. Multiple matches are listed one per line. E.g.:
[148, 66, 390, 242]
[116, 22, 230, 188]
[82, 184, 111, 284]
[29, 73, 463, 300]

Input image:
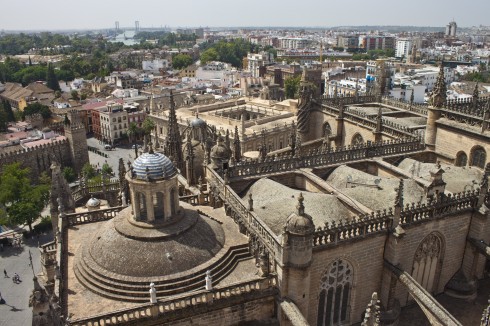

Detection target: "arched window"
[170, 188, 176, 216]
[412, 233, 443, 294]
[138, 192, 147, 220]
[351, 133, 364, 146]
[455, 151, 467, 167]
[470, 146, 486, 169]
[323, 122, 332, 137]
[317, 259, 353, 326]
[153, 192, 164, 219]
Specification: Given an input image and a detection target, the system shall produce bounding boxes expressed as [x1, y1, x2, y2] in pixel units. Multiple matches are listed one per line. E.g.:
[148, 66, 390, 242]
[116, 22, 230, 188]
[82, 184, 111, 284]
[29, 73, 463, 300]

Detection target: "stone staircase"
[74, 243, 252, 302]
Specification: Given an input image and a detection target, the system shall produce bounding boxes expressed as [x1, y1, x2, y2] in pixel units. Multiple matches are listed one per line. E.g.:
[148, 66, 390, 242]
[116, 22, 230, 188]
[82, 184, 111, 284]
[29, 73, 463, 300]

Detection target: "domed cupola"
[86, 196, 101, 211]
[210, 135, 231, 169]
[132, 151, 177, 180]
[127, 146, 180, 222]
[285, 193, 315, 236]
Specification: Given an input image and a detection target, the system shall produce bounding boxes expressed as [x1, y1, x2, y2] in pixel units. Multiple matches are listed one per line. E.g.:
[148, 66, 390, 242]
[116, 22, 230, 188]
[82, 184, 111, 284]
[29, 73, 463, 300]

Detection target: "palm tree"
[142, 117, 156, 152]
[127, 122, 140, 158]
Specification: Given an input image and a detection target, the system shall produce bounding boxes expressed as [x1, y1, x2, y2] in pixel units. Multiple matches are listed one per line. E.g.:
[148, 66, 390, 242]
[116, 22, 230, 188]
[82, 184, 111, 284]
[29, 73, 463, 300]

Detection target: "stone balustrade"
[72, 179, 120, 202]
[227, 138, 424, 179]
[68, 277, 275, 326]
[313, 210, 392, 247]
[207, 169, 281, 256]
[64, 206, 126, 227]
[313, 190, 481, 248]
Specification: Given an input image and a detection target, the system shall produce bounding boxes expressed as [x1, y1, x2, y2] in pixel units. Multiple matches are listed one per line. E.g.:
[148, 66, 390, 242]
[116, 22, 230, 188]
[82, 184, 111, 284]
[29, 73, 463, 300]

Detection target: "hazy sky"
[2, 0, 489, 31]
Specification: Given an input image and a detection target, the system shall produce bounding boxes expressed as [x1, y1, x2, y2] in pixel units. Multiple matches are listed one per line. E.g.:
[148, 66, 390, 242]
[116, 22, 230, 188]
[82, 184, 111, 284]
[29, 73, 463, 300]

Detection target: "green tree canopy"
[0, 163, 50, 231]
[82, 163, 96, 179]
[101, 163, 113, 176]
[46, 62, 61, 91]
[23, 102, 52, 120]
[285, 76, 301, 99]
[63, 167, 77, 183]
[172, 54, 193, 70]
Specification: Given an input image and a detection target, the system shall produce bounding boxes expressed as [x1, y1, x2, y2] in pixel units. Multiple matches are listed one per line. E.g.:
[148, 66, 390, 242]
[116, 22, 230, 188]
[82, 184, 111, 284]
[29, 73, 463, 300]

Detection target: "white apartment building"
[396, 39, 412, 58]
[279, 38, 309, 49]
[98, 102, 145, 144]
[142, 59, 169, 72]
[247, 52, 272, 78]
[389, 83, 426, 103]
[195, 61, 232, 80]
[409, 67, 455, 92]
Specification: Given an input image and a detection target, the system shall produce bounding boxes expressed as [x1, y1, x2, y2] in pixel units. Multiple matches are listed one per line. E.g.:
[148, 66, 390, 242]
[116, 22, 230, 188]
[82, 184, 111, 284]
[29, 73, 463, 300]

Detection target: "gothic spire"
[164, 90, 184, 171]
[185, 136, 195, 184]
[376, 106, 383, 133]
[297, 70, 312, 135]
[233, 126, 241, 162]
[395, 178, 404, 209]
[361, 292, 381, 326]
[149, 91, 155, 115]
[430, 64, 447, 108]
[474, 82, 480, 101]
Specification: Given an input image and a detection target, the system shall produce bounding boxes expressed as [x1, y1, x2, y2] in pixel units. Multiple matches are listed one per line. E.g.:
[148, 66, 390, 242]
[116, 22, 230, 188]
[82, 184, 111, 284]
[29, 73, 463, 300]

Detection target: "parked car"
[104, 144, 112, 150]
[131, 144, 141, 149]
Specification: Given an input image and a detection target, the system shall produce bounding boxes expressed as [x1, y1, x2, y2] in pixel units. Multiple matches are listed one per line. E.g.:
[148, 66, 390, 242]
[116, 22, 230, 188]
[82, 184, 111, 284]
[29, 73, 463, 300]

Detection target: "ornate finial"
[361, 292, 381, 326]
[376, 106, 382, 133]
[148, 141, 154, 154]
[296, 193, 305, 216]
[474, 82, 480, 100]
[248, 193, 254, 211]
[430, 64, 447, 108]
[395, 178, 404, 208]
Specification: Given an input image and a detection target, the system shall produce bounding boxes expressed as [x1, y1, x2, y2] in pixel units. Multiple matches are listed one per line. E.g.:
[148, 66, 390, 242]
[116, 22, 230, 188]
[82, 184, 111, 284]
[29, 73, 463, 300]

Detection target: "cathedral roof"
[132, 152, 177, 180]
[242, 178, 355, 235]
[326, 165, 427, 210]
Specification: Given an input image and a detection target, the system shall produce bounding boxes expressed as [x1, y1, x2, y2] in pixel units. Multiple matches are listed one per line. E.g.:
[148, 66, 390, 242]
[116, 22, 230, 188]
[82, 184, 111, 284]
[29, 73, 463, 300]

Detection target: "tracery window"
[323, 123, 332, 137]
[317, 259, 353, 326]
[351, 133, 364, 146]
[412, 233, 443, 294]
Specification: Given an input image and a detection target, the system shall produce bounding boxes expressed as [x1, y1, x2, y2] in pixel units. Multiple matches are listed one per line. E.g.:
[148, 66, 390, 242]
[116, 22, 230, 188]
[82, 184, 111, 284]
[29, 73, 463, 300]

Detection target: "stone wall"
[0, 139, 71, 180]
[308, 233, 387, 325]
[382, 212, 472, 307]
[435, 124, 490, 166]
[308, 210, 473, 325]
[168, 296, 276, 326]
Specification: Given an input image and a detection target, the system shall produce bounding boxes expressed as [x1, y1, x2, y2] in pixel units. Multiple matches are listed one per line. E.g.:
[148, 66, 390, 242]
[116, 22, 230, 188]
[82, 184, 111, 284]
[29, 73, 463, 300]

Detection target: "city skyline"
[2, 0, 489, 31]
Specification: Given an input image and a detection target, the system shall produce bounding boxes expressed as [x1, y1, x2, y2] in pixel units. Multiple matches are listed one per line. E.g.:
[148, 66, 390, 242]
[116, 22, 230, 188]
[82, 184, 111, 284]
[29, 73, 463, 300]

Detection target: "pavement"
[0, 231, 53, 326]
[87, 137, 140, 176]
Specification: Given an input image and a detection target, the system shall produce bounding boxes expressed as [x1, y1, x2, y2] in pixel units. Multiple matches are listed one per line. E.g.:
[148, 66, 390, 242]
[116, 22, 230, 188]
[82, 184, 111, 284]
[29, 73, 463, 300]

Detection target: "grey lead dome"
[132, 152, 177, 180]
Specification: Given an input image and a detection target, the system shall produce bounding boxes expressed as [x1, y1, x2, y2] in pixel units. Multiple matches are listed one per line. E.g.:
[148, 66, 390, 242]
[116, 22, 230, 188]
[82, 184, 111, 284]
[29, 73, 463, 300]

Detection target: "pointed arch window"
[323, 122, 332, 137]
[412, 233, 443, 294]
[317, 259, 353, 326]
